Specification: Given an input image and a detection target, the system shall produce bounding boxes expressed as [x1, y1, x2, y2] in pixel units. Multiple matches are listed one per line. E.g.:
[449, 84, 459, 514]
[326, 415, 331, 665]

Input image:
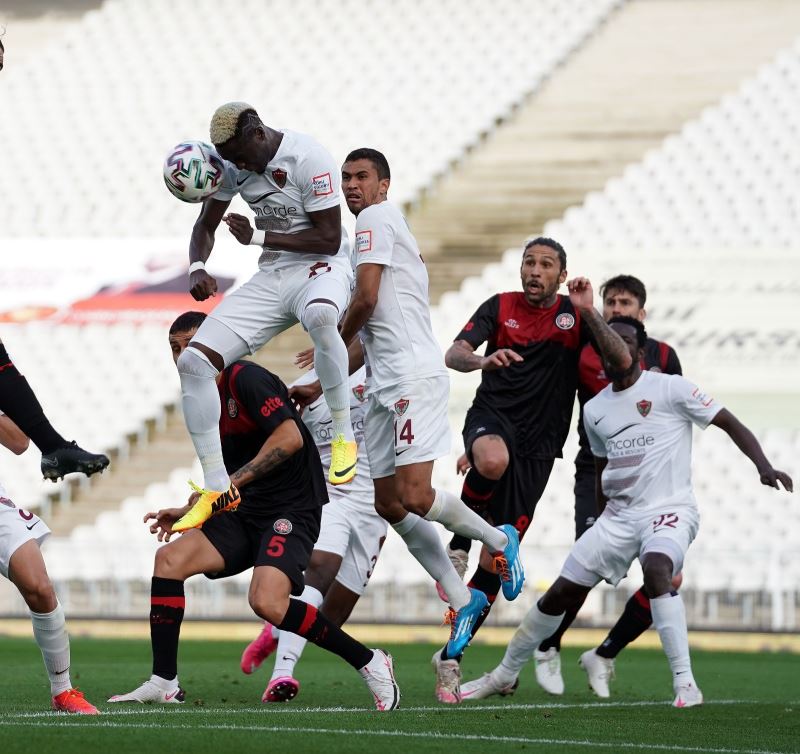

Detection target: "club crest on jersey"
[394, 398, 410, 416]
[273, 518, 293, 535]
[504, 318, 520, 329]
[227, 398, 238, 419]
[353, 384, 367, 402]
[637, 400, 652, 417]
[555, 313, 575, 330]
[272, 168, 287, 188]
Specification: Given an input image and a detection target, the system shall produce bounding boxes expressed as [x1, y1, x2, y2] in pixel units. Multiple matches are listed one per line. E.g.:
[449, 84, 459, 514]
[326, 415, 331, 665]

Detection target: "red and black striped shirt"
[456, 292, 590, 459]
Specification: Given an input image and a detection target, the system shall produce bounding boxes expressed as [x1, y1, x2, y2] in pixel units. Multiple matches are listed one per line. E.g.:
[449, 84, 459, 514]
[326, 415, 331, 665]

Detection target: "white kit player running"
[240, 365, 388, 703]
[173, 102, 357, 534]
[461, 317, 793, 708]
[292, 149, 525, 678]
[0, 412, 98, 714]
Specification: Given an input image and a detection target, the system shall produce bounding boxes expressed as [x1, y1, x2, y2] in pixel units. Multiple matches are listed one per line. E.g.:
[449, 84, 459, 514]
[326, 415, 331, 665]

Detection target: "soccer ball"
[163, 141, 225, 203]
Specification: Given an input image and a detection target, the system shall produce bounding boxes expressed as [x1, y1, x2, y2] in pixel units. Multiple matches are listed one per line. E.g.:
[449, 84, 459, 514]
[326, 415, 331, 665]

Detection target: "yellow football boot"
[172, 481, 241, 532]
[329, 434, 357, 485]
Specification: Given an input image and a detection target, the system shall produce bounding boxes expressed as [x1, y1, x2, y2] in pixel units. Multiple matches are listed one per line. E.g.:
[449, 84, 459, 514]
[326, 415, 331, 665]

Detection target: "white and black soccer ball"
[163, 141, 225, 203]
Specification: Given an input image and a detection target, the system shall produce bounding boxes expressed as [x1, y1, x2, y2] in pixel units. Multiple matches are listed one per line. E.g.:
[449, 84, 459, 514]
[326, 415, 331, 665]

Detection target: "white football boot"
[534, 647, 565, 695]
[432, 649, 462, 704]
[578, 649, 615, 698]
[359, 649, 400, 711]
[108, 675, 185, 704]
[460, 670, 519, 700]
[672, 680, 704, 708]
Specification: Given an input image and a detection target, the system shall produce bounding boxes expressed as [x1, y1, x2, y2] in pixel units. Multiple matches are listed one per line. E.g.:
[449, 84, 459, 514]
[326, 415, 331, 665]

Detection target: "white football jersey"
[292, 367, 374, 507]
[215, 129, 349, 270]
[353, 201, 447, 390]
[584, 371, 723, 516]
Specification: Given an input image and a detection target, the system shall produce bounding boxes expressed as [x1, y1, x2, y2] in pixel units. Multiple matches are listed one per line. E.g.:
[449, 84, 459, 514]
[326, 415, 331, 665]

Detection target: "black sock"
[451, 470, 498, 553]
[538, 592, 588, 653]
[448, 534, 472, 552]
[461, 468, 497, 511]
[596, 586, 652, 659]
[277, 598, 372, 669]
[0, 344, 67, 454]
[150, 577, 185, 681]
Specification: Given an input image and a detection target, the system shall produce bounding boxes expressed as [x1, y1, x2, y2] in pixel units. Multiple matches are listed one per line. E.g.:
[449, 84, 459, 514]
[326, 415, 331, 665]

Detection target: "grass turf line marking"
[0, 698, 767, 719]
[0, 720, 796, 754]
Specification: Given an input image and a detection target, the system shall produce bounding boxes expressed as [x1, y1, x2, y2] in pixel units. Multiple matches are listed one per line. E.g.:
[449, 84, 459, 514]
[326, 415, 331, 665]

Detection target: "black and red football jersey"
[455, 292, 591, 459]
[217, 361, 328, 519]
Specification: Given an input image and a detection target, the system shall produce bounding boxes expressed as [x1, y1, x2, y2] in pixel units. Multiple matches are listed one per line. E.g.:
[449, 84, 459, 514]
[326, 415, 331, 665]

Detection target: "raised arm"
[711, 409, 793, 491]
[568, 277, 631, 372]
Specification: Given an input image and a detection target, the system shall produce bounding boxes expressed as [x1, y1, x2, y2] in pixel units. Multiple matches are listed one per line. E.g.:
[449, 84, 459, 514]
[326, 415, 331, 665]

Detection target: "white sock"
[30, 600, 72, 696]
[149, 673, 179, 689]
[178, 347, 229, 491]
[393, 513, 471, 610]
[303, 303, 355, 443]
[651, 592, 694, 686]
[271, 585, 324, 681]
[495, 603, 564, 685]
[425, 488, 508, 553]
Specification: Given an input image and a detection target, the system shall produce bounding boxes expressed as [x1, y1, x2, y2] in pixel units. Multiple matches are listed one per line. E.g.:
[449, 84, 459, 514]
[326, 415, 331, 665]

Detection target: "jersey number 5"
[266, 535, 286, 557]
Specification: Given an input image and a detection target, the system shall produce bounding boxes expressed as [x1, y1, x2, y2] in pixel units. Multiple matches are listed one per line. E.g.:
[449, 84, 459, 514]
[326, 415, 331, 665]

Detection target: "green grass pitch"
[0, 637, 797, 754]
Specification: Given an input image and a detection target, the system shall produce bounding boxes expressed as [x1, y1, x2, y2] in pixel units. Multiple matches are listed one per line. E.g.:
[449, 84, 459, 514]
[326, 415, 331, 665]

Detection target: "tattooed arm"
[567, 277, 632, 372]
[229, 419, 303, 489]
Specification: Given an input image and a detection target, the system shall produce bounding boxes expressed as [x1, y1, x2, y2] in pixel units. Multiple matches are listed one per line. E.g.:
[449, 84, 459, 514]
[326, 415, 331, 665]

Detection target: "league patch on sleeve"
[356, 230, 373, 253]
[691, 387, 714, 407]
[312, 172, 333, 196]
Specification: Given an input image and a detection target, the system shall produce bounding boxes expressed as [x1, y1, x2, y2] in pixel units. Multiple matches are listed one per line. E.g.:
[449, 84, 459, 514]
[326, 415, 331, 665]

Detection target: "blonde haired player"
[173, 102, 357, 532]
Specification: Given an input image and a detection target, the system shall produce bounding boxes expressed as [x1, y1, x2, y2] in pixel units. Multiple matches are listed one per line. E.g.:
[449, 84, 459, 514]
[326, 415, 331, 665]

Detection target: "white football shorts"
[0, 501, 51, 579]
[314, 496, 387, 596]
[562, 503, 699, 587]
[196, 255, 353, 364]
[364, 375, 451, 479]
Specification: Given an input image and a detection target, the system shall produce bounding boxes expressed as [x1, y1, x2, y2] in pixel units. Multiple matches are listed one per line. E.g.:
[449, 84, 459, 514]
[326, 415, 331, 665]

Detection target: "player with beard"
[461, 316, 792, 707]
[432, 238, 631, 702]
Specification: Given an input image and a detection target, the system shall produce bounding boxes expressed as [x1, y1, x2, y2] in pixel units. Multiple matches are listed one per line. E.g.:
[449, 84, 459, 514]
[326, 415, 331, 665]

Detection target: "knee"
[154, 544, 186, 580]
[177, 345, 220, 377]
[473, 452, 508, 481]
[249, 593, 288, 626]
[539, 577, 580, 614]
[375, 495, 406, 524]
[301, 301, 338, 333]
[20, 577, 56, 613]
[642, 557, 674, 598]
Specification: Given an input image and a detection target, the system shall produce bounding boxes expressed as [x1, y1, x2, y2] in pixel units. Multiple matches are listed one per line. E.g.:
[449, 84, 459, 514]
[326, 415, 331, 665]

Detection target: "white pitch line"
[0, 720, 796, 754]
[0, 698, 769, 719]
